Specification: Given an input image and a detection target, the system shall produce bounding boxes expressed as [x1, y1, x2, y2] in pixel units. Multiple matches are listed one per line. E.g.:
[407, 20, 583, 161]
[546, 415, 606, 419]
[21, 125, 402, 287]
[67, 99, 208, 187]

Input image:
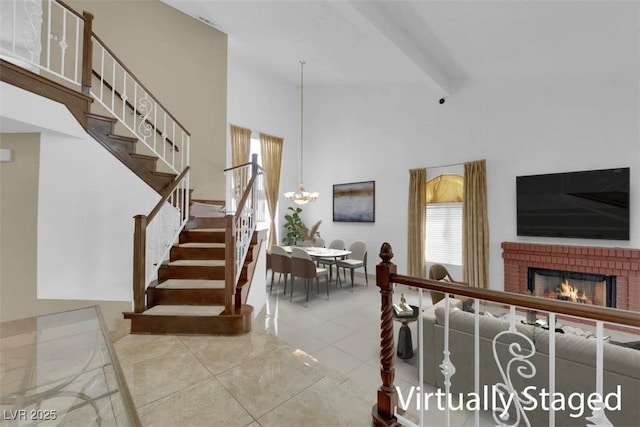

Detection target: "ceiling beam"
[339, 0, 453, 98]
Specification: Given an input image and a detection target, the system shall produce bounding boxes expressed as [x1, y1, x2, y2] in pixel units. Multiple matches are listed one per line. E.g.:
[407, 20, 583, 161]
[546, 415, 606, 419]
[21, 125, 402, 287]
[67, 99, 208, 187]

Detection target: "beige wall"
[0, 133, 129, 332]
[68, 0, 228, 200]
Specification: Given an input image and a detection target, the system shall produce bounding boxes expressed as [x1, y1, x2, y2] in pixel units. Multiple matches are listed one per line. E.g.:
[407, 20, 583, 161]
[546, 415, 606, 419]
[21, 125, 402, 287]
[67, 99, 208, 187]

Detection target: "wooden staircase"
[123, 213, 258, 335]
[85, 112, 177, 193]
[1, 52, 258, 337]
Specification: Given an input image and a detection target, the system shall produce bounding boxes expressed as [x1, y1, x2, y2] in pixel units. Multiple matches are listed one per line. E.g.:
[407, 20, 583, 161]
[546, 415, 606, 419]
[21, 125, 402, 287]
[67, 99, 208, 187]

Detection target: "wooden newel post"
[132, 215, 147, 313]
[224, 214, 235, 313]
[372, 242, 398, 427]
[81, 12, 93, 95]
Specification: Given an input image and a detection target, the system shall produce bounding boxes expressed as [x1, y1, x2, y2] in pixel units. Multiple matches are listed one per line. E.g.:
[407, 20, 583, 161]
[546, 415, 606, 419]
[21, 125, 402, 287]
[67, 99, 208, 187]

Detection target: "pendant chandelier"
[284, 60, 318, 205]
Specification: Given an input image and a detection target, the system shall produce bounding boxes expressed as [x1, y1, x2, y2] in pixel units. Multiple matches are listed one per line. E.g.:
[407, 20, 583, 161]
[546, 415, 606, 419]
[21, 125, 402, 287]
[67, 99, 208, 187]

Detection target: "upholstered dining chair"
[336, 241, 368, 288]
[269, 245, 291, 294]
[290, 247, 330, 303]
[314, 237, 326, 248]
[317, 239, 346, 284]
[428, 263, 465, 305]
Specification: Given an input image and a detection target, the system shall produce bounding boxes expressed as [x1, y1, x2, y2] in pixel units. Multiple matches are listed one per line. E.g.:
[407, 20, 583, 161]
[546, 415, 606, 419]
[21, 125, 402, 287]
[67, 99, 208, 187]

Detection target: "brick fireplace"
[502, 242, 640, 312]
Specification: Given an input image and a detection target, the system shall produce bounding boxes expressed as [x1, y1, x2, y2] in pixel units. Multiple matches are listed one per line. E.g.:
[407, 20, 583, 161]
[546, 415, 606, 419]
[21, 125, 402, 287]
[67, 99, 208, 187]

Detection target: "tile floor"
[114, 273, 492, 426]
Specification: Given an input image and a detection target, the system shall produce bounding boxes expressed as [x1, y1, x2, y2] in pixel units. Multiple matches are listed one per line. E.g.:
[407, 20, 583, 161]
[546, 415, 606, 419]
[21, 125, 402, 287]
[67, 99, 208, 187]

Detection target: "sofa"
[420, 299, 640, 426]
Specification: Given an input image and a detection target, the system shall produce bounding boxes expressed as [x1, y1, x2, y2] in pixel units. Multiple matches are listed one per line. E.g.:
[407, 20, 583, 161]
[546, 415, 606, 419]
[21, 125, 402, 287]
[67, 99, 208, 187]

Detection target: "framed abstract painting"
[333, 181, 375, 222]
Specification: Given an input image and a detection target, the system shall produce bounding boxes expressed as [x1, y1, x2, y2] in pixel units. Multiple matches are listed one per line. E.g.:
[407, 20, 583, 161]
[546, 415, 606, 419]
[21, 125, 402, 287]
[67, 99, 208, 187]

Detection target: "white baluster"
[474, 298, 480, 427]
[59, 10, 66, 76]
[586, 321, 613, 426]
[548, 312, 556, 427]
[74, 17, 79, 82]
[100, 47, 104, 101]
[439, 294, 456, 427]
[46, 0, 51, 67]
[418, 289, 424, 427]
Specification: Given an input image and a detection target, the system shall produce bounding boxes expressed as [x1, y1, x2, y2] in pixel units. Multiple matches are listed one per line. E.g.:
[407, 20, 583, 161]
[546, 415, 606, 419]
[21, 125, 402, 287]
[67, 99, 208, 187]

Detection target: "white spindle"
[122, 68, 127, 120]
[474, 298, 480, 426]
[418, 289, 424, 427]
[60, 10, 66, 76]
[46, 0, 52, 67]
[153, 105, 157, 152]
[443, 294, 452, 427]
[74, 18, 80, 82]
[595, 321, 604, 395]
[111, 59, 115, 111]
[100, 47, 104, 101]
[133, 83, 138, 133]
[171, 122, 176, 169]
[548, 312, 556, 427]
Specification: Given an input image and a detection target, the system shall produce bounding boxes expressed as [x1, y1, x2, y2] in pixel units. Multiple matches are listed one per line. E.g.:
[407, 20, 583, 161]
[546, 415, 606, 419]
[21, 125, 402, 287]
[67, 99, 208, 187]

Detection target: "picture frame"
[333, 180, 375, 222]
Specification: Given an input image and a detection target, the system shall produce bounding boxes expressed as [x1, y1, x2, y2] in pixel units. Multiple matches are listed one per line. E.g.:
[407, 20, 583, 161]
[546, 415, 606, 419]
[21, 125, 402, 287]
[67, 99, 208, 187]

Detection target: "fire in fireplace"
[527, 268, 616, 308]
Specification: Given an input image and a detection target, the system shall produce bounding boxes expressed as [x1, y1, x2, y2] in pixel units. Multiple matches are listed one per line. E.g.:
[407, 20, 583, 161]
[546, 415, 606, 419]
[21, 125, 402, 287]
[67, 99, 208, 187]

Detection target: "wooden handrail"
[56, 0, 84, 19]
[372, 242, 640, 426]
[90, 32, 191, 137]
[147, 166, 190, 224]
[91, 70, 179, 152]
[223, 161, 265, 173]
[391, 269, 640, 328]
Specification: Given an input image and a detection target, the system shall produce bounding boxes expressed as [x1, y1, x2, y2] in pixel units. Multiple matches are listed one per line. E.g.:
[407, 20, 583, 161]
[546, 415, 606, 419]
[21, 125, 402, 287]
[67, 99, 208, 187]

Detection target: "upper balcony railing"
[1, 0, 189, 174]
[372, 243, 640, 427]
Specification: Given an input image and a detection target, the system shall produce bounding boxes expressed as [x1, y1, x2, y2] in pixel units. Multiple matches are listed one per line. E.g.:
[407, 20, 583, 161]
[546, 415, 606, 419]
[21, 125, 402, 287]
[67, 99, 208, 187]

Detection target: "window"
[425, 202, 463, 266]
[250, 136, 270, 227]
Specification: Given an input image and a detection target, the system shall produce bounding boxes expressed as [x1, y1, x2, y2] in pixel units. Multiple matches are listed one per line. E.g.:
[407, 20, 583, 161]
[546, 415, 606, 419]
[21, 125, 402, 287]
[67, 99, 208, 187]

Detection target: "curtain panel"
[230, 124, 252, 200]
[407, 168, 427, 277]
[260, 133, 283, 249]
[462, 159, 489, 288]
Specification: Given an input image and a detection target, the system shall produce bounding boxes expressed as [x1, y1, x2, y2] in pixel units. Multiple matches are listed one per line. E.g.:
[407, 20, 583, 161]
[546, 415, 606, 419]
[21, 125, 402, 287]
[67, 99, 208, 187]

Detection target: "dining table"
[282, 246, 351, 285]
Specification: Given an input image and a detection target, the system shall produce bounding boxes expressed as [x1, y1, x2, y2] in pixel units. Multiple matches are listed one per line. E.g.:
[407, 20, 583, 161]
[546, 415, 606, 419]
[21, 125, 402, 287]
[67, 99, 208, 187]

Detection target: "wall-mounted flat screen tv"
[516, 167, 630, 240]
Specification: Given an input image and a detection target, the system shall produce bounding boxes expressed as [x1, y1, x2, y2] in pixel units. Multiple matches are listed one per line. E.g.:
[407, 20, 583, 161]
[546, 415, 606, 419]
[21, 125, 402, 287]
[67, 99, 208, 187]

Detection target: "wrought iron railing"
[89, 34, 190, 174]
[1, 0, 85, 86]
[373, 243, 640, 427]
[223, 154, 265, 311]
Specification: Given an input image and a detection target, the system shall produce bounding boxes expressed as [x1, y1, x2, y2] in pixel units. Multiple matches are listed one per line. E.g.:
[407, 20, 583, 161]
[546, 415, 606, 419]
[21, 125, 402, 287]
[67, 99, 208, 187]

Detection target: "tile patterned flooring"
[114, 274, 490, 426]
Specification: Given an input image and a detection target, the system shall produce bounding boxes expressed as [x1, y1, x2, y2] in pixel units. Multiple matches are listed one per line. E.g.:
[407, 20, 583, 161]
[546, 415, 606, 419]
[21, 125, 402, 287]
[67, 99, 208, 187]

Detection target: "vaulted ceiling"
[163, 0, 638, 98]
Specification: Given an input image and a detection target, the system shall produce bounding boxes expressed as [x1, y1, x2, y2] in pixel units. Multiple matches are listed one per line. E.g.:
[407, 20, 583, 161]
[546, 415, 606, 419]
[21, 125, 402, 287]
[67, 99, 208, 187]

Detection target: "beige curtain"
[260, 133, 283, 249]
[407, 168, 427, 277]
[462, 159, 489, 288]
[230, 124, 252, 198]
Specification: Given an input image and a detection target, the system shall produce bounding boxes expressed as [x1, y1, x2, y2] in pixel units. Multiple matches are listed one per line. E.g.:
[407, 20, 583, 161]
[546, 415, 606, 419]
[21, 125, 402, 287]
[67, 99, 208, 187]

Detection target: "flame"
[556, 279, 591, 304]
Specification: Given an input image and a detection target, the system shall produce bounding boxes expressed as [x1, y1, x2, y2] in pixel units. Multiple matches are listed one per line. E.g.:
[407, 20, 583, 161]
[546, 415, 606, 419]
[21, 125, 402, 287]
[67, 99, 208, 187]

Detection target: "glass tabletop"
[0, 306, 140, 426]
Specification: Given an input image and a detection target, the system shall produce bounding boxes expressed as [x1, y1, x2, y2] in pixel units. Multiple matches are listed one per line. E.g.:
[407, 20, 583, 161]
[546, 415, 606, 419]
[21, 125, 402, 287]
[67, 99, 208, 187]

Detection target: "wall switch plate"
[0, 148, 14, 162]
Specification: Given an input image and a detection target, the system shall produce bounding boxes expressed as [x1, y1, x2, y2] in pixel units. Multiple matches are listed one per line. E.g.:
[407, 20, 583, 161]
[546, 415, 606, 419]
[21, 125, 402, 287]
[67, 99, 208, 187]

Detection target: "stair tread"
[143, 305, 225, 316]
[130, 153, 158, 161]
[169, 260, 225, 266]
[151, 171, 177, 178]
[178, 242, 225, 248]
[186, 228, 225, 232]
[108, 134, 138, 143]
[86, 112, 117, 123]
[157, 279, 225, 289]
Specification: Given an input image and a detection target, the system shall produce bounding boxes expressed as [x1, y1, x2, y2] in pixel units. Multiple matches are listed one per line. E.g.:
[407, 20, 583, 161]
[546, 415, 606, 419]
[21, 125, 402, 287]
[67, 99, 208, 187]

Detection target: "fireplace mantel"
[502, 242, 640, 312]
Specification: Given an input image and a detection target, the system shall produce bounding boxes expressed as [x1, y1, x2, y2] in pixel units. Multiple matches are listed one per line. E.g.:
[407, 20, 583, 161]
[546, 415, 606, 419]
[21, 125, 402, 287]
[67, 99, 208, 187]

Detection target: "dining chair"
[290, 247, 329, 303]
[336, 241, 368, 288]
[428, 263, 467, 305]
[314, 237, 326, 248]
[269, 245, 291, 295]
[317, 239, 346, 285]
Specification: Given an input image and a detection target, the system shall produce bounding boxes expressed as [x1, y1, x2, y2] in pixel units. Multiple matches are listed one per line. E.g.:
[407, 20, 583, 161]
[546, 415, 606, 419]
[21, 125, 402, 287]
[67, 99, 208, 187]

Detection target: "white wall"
[300, 74, 639, 290]
[1, 82, 160, 302]
[227, 57, 301, 246]
[37, 131, 159, 300]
